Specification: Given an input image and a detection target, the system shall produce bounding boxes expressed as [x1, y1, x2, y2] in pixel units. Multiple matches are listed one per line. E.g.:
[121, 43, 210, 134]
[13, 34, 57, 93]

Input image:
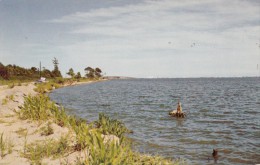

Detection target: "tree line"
[0, 57, 102, 80]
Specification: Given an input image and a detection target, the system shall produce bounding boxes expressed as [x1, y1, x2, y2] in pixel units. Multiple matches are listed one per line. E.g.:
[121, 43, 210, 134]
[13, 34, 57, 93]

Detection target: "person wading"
[176, 100, 182, 113]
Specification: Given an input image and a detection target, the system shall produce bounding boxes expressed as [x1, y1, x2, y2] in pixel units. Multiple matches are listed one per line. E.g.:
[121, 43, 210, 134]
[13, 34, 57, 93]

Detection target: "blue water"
[50, 78, 260, 164]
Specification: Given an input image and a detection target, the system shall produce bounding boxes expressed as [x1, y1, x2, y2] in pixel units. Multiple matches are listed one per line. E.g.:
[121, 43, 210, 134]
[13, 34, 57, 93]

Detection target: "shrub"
[95, 113, 131, 138]
[34, 82, 61, 93]
[73, 122, 91, 151]
[19, 95, 52, 120]
[54, 77, 65, 84]
[19, 95, 65, 122]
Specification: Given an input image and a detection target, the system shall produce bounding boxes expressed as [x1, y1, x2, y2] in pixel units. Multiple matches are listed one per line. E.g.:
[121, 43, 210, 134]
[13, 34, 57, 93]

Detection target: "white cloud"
[49, 0, 260, 77]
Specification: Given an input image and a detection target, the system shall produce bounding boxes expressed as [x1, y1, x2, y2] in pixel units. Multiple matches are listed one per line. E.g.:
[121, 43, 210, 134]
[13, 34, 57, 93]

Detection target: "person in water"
[169, 100, 182, 115]
[176, 101, 182, 113]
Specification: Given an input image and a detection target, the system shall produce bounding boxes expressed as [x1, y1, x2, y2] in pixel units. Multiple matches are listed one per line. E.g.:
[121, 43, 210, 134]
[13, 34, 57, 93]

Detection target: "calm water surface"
[50, 78, 260, 164]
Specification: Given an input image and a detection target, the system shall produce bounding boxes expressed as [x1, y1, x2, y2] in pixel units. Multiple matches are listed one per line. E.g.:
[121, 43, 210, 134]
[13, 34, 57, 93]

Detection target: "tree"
[84, 67, 95, 78]
[75, 72, 81, 80]
[95, 67, 102, 78]
[52, 57, 62, 77]
[31, 67, 37, 73]
[84, 67, 103, 79]
[42, 68, 53, 78]
[0, 62, 9, 79]
[66, 68, 75, 78]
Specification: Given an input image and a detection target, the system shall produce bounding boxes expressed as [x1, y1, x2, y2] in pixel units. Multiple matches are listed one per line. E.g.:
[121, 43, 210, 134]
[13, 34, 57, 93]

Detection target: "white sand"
[0, 83, 88, 164]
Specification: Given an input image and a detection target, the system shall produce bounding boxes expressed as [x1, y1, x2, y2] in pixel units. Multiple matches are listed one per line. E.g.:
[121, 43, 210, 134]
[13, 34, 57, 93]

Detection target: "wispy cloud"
[47, 0, 260, 77]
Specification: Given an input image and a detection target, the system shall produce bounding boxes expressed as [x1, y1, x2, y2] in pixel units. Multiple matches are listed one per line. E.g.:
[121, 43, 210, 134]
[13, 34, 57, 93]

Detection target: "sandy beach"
[0, 81, 95, 164]
[0, 80, 178, 165]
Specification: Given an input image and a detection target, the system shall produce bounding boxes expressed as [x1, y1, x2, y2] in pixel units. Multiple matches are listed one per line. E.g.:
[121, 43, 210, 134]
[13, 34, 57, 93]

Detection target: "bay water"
[50, 78, 260, 164]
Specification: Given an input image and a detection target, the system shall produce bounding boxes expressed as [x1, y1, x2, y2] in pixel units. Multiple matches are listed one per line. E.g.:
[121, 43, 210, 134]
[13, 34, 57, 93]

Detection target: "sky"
[0, 0, 259, 78]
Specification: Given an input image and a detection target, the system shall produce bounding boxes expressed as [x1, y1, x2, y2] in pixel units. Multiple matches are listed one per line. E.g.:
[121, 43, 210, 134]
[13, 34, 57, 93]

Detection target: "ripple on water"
[244, 110, 259, 115]
[199, 109, 209, 112]
[50, 78, 260, 165]
[227, 157, 256, 164]
[179, 138, 219, 145]
[195, 120, 234, 124]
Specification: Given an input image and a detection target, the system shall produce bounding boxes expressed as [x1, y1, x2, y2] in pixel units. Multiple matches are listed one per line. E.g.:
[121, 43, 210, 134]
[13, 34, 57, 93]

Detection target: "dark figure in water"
[169, 100, 186, 117]
[176, 100, 182, 113]
[212, 149, 218, 163]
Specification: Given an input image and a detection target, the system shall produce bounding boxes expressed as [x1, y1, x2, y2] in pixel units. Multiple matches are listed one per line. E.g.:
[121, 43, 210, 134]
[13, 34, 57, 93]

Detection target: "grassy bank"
[0, 77, 94, 91]
[18, 94, 181, 164]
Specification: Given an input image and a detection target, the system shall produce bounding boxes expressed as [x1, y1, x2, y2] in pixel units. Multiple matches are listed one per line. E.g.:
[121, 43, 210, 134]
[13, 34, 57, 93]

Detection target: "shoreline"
[0, 79, 177, 164]
[0, 79, 107, 164]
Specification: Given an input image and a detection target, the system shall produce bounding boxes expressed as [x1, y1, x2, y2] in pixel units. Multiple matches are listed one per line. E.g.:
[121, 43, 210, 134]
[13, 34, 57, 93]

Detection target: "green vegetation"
[84, 67, 102, 79]
[34, 81, 61, 93]
[0, 133, 14, 158]
[40, 122, 54, 136]
[87, 132, 129, 164]
[22, 136, 70, 164]
[0, 57, 63, 81]
[0, 79, 30, 87]
[15, 128, 28, 137]
[0, 62, 48, 80]
[95, 113, 131, 138]
[8, 83, 15, 88]
[19, 95, 54, 121]
[33, 77, 96, 94]
[19, 95, 71, 128]
[0, 59, 104, 89]
[2, 94, 15, 105]
[75, 72, 82, 81]
[17, 94, 181, 164]
[67, 68, 75, 78]
[52, 57, 62, 78]
[1, 98, 8, 105]
[0, 59, 180, 164]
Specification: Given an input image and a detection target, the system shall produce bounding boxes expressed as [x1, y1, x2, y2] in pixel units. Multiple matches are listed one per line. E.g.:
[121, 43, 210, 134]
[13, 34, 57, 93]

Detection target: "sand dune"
[0, 83, 87, 164]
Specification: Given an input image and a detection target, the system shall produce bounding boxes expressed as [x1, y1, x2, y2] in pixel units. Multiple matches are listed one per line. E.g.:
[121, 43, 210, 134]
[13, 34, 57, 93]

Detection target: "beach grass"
[40, 122, 54, 136]
[94, 113, 131, 139]
[17, 94, 181, 164]
[33, 77, 94, 93]
[34, 82, 61, 93]
[15, 128, 28, 137]
[1, 98, 8, 105]
[1, 94, 15, 105]
[0, 79, 32, 87]
[22, 135, 70, 164]
[0, 133, 14, 158]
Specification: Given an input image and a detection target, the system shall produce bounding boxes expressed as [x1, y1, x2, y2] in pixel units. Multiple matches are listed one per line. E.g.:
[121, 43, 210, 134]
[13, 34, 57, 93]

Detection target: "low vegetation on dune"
[94, 112, 131, 138]
[17, 94, 182, 164]
[33, 77, 95, 94]
[0, 133, 14, 158]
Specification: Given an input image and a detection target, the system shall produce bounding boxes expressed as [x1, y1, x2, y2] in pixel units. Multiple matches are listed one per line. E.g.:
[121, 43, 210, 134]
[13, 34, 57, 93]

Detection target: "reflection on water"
[50, 78, 260, 164]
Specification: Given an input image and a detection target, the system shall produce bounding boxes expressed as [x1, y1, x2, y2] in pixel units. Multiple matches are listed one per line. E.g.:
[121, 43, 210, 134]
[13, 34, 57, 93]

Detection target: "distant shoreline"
[112, 76, 259, 79]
